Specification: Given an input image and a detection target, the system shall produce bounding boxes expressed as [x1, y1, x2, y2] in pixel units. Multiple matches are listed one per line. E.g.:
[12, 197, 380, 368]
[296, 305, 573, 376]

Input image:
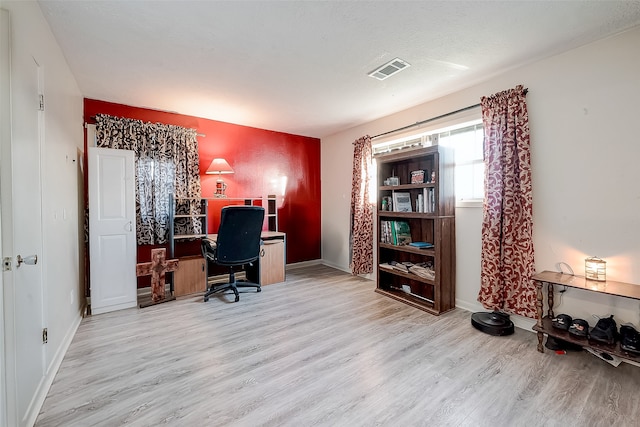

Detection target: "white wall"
[322, 26, 640, 329]
[2, 1, 84, 424]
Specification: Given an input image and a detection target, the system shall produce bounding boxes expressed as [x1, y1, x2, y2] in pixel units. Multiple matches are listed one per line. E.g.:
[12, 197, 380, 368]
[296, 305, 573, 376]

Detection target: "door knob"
[16, 254, 38, 267]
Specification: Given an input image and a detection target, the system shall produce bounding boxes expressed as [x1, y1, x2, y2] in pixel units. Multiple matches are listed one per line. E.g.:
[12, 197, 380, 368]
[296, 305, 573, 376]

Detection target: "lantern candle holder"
[585, 257, 606, 282]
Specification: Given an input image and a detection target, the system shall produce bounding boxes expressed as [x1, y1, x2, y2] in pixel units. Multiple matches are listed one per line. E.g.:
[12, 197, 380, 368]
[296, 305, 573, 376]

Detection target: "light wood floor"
[37, 265, 640, 426]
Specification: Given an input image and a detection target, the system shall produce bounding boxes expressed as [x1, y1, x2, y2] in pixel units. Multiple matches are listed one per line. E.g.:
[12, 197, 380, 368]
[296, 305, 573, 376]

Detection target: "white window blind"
[373, 119, 485, 205]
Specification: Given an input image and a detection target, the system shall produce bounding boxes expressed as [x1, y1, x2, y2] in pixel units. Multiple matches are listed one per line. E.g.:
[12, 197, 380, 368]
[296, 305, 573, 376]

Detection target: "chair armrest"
[201, 237, 218, 261]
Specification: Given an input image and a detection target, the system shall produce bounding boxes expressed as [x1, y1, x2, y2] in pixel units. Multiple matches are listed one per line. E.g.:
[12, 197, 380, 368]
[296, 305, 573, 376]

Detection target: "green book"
[393, 221, 412, 246]
[390, 221, 397, 245]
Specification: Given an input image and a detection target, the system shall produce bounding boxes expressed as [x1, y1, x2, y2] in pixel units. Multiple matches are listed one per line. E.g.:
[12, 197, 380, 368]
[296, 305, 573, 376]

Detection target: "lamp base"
[215, 178, 228, 198]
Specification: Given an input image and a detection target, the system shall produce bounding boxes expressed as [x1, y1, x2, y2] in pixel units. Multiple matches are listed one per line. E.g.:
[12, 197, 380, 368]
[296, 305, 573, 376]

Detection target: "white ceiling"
[39, 1, 640, 138]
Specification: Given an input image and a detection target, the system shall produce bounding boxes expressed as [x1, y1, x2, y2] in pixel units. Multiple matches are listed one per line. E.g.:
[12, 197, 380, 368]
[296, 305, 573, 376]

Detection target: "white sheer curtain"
[95, 114, 201, 245]
[350, 135, 374, 275]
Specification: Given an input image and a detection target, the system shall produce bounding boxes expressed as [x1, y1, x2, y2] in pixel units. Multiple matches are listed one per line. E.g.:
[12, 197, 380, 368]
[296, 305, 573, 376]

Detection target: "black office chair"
[201, 206, 265, 302]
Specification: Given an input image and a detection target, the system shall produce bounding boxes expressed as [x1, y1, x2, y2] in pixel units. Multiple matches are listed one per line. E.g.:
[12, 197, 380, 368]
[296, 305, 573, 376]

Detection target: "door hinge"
[38, 94, 45, 111]
[2, 257, 11, 271]
[42, 328, 48, 344]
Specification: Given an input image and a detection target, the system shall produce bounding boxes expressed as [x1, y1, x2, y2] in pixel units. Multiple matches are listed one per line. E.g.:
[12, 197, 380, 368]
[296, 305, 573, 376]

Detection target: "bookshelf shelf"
[375, 146, 455, 315]
[375, 288, 437, 314]
[378, 210, 443, 219]
[379, 242, 435, 256]
[169, 197, 209, 255]
[380, 183, 436, 191]
[379, 265, 435, 285]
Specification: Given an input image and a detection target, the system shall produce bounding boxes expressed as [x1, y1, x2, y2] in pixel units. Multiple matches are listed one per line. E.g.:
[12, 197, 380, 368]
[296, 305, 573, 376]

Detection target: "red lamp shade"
[205, 158, 234, 175]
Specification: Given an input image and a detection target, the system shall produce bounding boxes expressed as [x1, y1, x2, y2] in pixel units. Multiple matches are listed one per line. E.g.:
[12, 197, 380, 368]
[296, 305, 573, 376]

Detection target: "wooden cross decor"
[136, 248, 179, 305]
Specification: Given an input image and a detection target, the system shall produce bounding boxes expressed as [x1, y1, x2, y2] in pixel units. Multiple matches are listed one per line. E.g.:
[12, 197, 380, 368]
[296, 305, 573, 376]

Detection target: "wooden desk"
[174, 255, 206, 296]
[532, 270, 640, 362]
[207, 231, 286, 286]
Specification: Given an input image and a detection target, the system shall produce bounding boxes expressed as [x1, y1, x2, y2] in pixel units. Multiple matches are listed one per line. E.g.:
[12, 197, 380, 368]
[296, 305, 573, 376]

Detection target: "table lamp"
[585, 256, 606, 281]
[206, 158, 234, 197]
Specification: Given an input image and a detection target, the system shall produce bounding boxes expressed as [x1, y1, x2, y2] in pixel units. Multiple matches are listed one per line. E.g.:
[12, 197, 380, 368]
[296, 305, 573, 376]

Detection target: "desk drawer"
[174, 256, 206, 296]
[259, 240, 285, 285]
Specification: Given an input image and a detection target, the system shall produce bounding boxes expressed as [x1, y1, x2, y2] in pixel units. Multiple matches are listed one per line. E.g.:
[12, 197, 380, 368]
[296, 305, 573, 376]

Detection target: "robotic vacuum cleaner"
[471, 311, 515, 336]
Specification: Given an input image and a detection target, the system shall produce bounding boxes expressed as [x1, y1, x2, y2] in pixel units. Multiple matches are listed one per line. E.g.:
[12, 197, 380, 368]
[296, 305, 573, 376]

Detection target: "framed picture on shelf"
[386, 176, 399, 186]
[410, 170, 425, 184]
[392, 192, 412, 212]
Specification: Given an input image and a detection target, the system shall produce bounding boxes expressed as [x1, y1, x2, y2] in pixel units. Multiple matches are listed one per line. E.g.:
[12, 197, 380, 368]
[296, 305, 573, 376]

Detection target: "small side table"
[532, 270, 640, 362]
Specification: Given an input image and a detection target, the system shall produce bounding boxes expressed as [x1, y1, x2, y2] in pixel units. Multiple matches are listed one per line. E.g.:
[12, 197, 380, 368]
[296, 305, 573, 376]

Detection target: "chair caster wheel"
[234, 295, 240, 302]
[257, 287, 261, 292]
[204, 297, 209, 302]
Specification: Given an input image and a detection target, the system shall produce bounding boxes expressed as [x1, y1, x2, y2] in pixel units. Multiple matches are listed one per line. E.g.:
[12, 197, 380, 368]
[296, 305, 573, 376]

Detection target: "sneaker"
[545, 336, 583, 352]
[620, 324, 640, 354]
[552, 314, 572, 331]
[568, 319, 590, 338]
[590, 315, 617, 345]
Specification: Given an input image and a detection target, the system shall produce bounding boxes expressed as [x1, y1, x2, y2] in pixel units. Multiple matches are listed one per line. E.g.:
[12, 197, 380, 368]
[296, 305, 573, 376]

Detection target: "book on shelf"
[409, 241, 433, 249]
[393, 221, 412, 246]
[389, 261, 412, 273]
[380, 220, 393, 244]
[379, 262, 410, 274]
[379, 262, 396, 272]
[380, 220, 412, 246]
[392, 262, 409, 273]
[408, 264, 435, 280]
[392, 192, 412, 212]
[380, 261, 436, 281]
[422, 187, 435, 213]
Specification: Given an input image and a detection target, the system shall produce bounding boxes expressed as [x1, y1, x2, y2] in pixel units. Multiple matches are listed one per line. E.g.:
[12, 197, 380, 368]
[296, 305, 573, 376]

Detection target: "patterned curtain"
[350, 135, 374, 275]
[478, 85, 536, 318]
[95, 114, 201, 245]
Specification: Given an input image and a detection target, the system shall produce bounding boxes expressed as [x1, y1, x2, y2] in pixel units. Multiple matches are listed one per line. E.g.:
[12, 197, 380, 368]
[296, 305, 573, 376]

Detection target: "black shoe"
[620, 324, 640, 354]
[568, 318, 590, 338]
[545, 336, 583, 352]
[590, 315, 617, 345]
[552, 314, 572, 331]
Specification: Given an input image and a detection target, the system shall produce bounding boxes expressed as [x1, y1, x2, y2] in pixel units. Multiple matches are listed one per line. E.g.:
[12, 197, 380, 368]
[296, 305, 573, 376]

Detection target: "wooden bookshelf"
[375, 146, 455, 315]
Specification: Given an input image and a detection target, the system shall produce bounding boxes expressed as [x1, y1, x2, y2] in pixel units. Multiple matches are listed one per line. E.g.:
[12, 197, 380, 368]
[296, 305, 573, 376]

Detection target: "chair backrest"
[215, 206, 265, 266]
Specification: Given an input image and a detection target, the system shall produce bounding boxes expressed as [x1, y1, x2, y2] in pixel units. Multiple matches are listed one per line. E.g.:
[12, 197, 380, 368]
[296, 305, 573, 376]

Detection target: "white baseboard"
[455, 298, 536, 332]
[286, 259, 323, 270]
[25, 307, 83, 427]
[319, 259, 351, 274]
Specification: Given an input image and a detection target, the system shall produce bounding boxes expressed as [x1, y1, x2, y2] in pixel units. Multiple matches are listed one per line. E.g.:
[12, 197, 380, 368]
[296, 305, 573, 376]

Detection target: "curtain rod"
[86, 115, 205, 137]
[371, 103, 480, 140]
[372, 87, 529, 140]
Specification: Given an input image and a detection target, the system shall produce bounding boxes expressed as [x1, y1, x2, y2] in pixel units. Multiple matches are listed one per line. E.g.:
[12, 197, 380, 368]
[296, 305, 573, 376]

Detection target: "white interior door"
[88, 147, 137, 314]
[0, 9, 46, 425]
[0, 9, 10, 425]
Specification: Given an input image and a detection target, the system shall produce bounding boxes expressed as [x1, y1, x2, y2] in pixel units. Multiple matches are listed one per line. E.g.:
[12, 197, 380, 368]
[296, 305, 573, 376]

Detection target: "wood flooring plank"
[36, 265, 640, 427]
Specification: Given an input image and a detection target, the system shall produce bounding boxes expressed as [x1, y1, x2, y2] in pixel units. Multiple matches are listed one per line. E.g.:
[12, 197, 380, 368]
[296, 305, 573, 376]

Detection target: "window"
[438, 121, 484, 204]
[136, 157, 176, 225]
[373, 118, 484, 206]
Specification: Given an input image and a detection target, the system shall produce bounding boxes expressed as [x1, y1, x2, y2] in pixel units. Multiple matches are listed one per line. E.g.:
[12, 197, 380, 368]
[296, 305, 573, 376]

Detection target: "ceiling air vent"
[368, 58, 411, 81]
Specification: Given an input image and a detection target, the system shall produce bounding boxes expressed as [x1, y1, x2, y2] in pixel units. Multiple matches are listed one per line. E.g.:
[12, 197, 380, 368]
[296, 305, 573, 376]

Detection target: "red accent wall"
[84, 99, 321, 278]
